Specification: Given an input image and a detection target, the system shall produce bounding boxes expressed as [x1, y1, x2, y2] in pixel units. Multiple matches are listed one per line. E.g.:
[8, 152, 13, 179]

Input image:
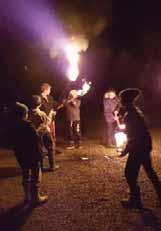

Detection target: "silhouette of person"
[65, 90, 81, 149]
[119, 88, 161, 209]
[9, 102, 48, 205]
[103, 89, 118, 147]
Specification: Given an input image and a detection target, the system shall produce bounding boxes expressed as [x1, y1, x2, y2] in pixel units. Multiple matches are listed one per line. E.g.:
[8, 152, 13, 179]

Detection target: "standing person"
[39, 83, 58, 163]
[65, 90, 81, 149]
[103, 89, 118, 147]
[119, 88, 161, 209]
[9, 102, 48, 205]
[40, 83, 58, 140]
[29, 95, 59, 172]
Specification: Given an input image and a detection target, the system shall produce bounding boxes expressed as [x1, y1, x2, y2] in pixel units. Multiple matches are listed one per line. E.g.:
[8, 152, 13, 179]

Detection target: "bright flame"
[115, 131, 127, 152]
[65, 36, 89, 82]
[77, 80, 92, 96]
[65, 43, 80, 81]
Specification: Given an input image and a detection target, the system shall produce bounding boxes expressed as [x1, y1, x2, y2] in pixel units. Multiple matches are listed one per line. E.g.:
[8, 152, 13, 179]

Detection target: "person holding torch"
[119, 88, 161, 209]
[65, 89, 81, 149]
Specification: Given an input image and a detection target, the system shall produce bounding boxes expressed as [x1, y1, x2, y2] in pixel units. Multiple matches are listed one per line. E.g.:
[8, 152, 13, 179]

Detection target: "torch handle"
[56, 97, 76, 111]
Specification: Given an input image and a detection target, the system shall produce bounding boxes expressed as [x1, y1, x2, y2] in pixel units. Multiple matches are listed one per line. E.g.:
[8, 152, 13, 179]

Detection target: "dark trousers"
[125, 151, 161, 203]
[49, 120, 56, 141]
[105, 122, 116, 145]
[42, 132, 55, 169]
[68, 120, 81, 147]
[21, 162, 41, 197]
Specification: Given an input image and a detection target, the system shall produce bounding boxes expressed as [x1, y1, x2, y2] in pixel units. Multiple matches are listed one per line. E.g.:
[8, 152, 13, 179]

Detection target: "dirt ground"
[1, 130, 161, 231]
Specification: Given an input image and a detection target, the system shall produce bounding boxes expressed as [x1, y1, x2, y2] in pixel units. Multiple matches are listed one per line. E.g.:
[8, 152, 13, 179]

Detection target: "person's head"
[119, 88, 141, 107]
[31, 95, 41, 109]
[69, 89, 78, 99]
[104, 89, 116, 99]
[13, 102, 29, 120]
[40, 83, 52, 96]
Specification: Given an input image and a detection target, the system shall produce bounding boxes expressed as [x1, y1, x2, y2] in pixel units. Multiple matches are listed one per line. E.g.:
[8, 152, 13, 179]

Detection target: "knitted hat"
[31, 95, 41, 108]
[13, 102, 28, 119]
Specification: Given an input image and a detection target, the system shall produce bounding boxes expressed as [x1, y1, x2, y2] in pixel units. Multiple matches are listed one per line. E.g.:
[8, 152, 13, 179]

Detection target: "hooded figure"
[103, 89, 118, 147]
[119, 88, 161, 209]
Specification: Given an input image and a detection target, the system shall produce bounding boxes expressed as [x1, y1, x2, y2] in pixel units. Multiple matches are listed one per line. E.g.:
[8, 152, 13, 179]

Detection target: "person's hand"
[49, 109, 56, 119]
[114, 110, 119, 121]
[53, 110, 57, 116]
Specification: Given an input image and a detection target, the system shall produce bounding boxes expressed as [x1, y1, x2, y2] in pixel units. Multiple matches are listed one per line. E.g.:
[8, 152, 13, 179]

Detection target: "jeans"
[68, 120, 81, 147]
[21, 162, 41, 193]
[42, 132, 55, 169]
[105, 122, 116, 145]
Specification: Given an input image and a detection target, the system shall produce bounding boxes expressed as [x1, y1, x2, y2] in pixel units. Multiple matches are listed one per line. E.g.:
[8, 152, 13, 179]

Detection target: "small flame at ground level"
[115, 131, 127, 152]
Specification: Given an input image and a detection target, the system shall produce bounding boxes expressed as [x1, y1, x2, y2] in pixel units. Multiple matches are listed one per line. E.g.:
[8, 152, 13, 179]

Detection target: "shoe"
[55, 149, 62, 155]
[75, 145, 82, 149]
[30, 190, 48, 206]
[48, 164, 60, 172]
[121, 198, 143, 210]
[66, 145, 75, 150]
[30, 194, 48, 206]
[53, 164, 60, 171]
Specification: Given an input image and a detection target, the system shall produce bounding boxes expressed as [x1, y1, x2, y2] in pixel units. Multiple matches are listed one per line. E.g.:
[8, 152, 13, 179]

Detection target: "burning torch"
[57, 36, 90, 110]
[77, 79, 92, 96]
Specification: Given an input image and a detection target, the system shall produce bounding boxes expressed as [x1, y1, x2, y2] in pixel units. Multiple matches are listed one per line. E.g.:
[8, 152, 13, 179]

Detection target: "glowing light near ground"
[65, 36, 89, 82]
[115, 124, 127, 153]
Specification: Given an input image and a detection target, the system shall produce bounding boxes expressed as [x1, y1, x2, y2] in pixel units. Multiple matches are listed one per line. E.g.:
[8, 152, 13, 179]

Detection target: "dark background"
[1, 0, 161, 137]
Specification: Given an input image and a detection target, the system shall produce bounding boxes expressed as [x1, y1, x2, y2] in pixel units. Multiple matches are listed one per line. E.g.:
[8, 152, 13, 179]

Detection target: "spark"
[77, 80, 92, 96]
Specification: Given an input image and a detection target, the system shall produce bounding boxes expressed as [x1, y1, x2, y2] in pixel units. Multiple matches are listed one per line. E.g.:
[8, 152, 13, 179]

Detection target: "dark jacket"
[9, 120, 42, 168]
[40, 95, 58, 117]
[123, 105, 152, 154]
[65, 98, 81, 121]
[29, 108, 50, 135]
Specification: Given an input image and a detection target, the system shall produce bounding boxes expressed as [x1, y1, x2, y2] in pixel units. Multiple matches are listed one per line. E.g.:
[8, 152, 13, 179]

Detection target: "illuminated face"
[43, 87, 51, 96]
[104, 91, 116, 99]
[109, 91, 116, 99]
[69, 90, 78, 99]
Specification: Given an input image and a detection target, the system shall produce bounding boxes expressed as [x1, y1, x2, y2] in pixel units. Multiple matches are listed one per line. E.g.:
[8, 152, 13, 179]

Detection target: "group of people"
[1, 82, 82, 206]
[1, 83, 161, 210]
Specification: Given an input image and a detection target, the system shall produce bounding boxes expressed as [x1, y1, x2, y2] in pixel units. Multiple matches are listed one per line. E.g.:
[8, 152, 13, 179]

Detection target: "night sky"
[1, 0, 161, 124]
